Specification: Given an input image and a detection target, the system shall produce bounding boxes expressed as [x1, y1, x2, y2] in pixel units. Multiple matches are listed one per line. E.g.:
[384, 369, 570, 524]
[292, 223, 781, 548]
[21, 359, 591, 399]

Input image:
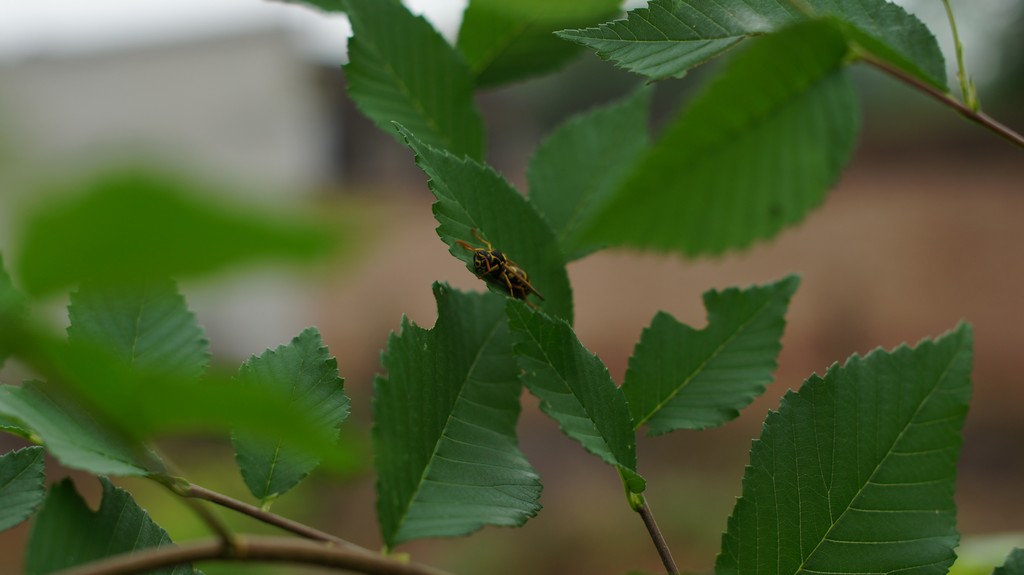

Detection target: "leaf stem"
[50, 535, 455, 575]
[632, 494, 679, 575]
[858, 52, 1024, 150]
[181, 481, 361, 549]
[940, 0, 978, 110]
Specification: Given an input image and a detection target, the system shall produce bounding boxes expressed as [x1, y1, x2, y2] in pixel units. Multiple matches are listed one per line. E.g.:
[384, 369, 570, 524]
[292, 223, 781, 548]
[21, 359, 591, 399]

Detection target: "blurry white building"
[0, 24, 332, 195]
[0, 17, 351, 360]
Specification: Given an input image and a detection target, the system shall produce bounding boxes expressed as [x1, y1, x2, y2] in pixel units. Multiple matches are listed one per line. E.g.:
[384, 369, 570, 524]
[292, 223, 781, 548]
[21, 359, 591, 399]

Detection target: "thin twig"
[182, 482, 363, 550]
[782, 0, 1020, 149]
[51, 535, 455, 575]
[157, 480, 237, 550]
[860, 53, 1024, 150]
[148, 458, 238, 551]
[634, 496, 679, 575]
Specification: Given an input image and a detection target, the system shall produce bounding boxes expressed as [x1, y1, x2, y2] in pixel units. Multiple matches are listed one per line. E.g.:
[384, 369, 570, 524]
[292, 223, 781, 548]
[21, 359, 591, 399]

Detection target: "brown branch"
[172, 491, 237, 549]
[182, 483, 361, 550]
[149, 466, 238, 551]
[781, 0, 1021, 149]
[636, 499, 679, 575]
[859, 54, 1024, 150]
[52, 535, 455, 575]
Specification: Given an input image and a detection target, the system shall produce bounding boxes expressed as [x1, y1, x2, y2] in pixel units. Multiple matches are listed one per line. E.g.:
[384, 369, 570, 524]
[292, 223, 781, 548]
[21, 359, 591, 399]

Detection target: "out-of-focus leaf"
[233, 328, 350, 502]
[56, 350, 358, 474]
[374, 284, 541, 548]
[951, 536, 1024, 575]
[15, 169, 334, 296]
[457, 0, 620, 86]
[558, 0, 945, 87]
[68, 279, 209, 381]
[0, 446, 46, 533]
[0, 381, 151, 477]
[578, 21, 859, 256]
[527, 87, 651, 260]
[717, 324, 973, 575]
[25, 477, 193, 575]
[398, 125, 573, 323]
[7, 333, 356, 474]
[286, 0, 343, 12]
[344, 0, 484, 160]
[0, 254, 28, 367]
[0, 413, 32, 440]
[506, 300, 644, 493]
[625, 276, 799, 435]
[995, 549, 1024, 575]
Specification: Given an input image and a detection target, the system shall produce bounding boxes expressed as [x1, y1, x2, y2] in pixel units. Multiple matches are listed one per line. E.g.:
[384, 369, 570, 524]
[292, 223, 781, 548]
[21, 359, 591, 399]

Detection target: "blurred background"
[0, 0, 1022, 573]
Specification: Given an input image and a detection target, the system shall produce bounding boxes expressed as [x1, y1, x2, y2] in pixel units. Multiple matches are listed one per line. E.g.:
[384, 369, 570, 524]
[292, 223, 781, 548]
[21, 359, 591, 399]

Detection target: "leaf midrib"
[791, 340, 966, 574]
[553, 125, 637, 250]
[634, 295, 776, 429]
[515, 306, 627, 469]
[0, 448, 42, 494]
[663, 59, 844, 178]
[362, 41, 458, 154]
[258, 351, 317, 499]
[392, 316, 505, 540]
[565, 32, 746, 45]
[466, 19, 531, 78]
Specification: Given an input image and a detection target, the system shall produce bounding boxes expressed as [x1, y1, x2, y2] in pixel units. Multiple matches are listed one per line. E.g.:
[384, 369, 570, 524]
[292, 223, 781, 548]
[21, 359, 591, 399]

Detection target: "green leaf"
[68, 279, 209, 381]
[0, 253, 28, 368]
[0, 381, 151, 476]
[0, 446, 46, 533]
[558, 0, 945, 87]
[625, 275, 799, 435]
[556, 0, 799, 80]
[288, 0, 343, 11]
[343, 0, 484, 160]
[578, 20, 859, 256]
[62, 363, 357, 475]
[815, 1, 946, 89]
[15, 169, 334, 296]
[0, 413, 33, 441]
[996, 549, 1024, 575]
[506, 300, 644, 493]
[8, 332, 356, 474]
[397, 124, 573, 323]
[374, 284, 541, 548]
[457, 0, 620, 86]
[233, 327, 350, 502]
[527, 87, 651, 261]
[26, 477, 193, 575]
[716, 323, 973, 575]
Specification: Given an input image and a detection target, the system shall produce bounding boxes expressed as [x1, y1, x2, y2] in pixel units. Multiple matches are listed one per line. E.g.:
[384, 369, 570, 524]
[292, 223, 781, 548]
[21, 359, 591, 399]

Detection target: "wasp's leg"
[528, 284, 545, 301]
[470, 228, 493, 251]
[501, 271, 520, 298]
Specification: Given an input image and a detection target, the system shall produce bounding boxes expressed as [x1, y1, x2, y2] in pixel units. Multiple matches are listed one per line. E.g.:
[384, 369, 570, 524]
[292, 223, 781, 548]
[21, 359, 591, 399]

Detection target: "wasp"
[454, 229, 544, 305]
